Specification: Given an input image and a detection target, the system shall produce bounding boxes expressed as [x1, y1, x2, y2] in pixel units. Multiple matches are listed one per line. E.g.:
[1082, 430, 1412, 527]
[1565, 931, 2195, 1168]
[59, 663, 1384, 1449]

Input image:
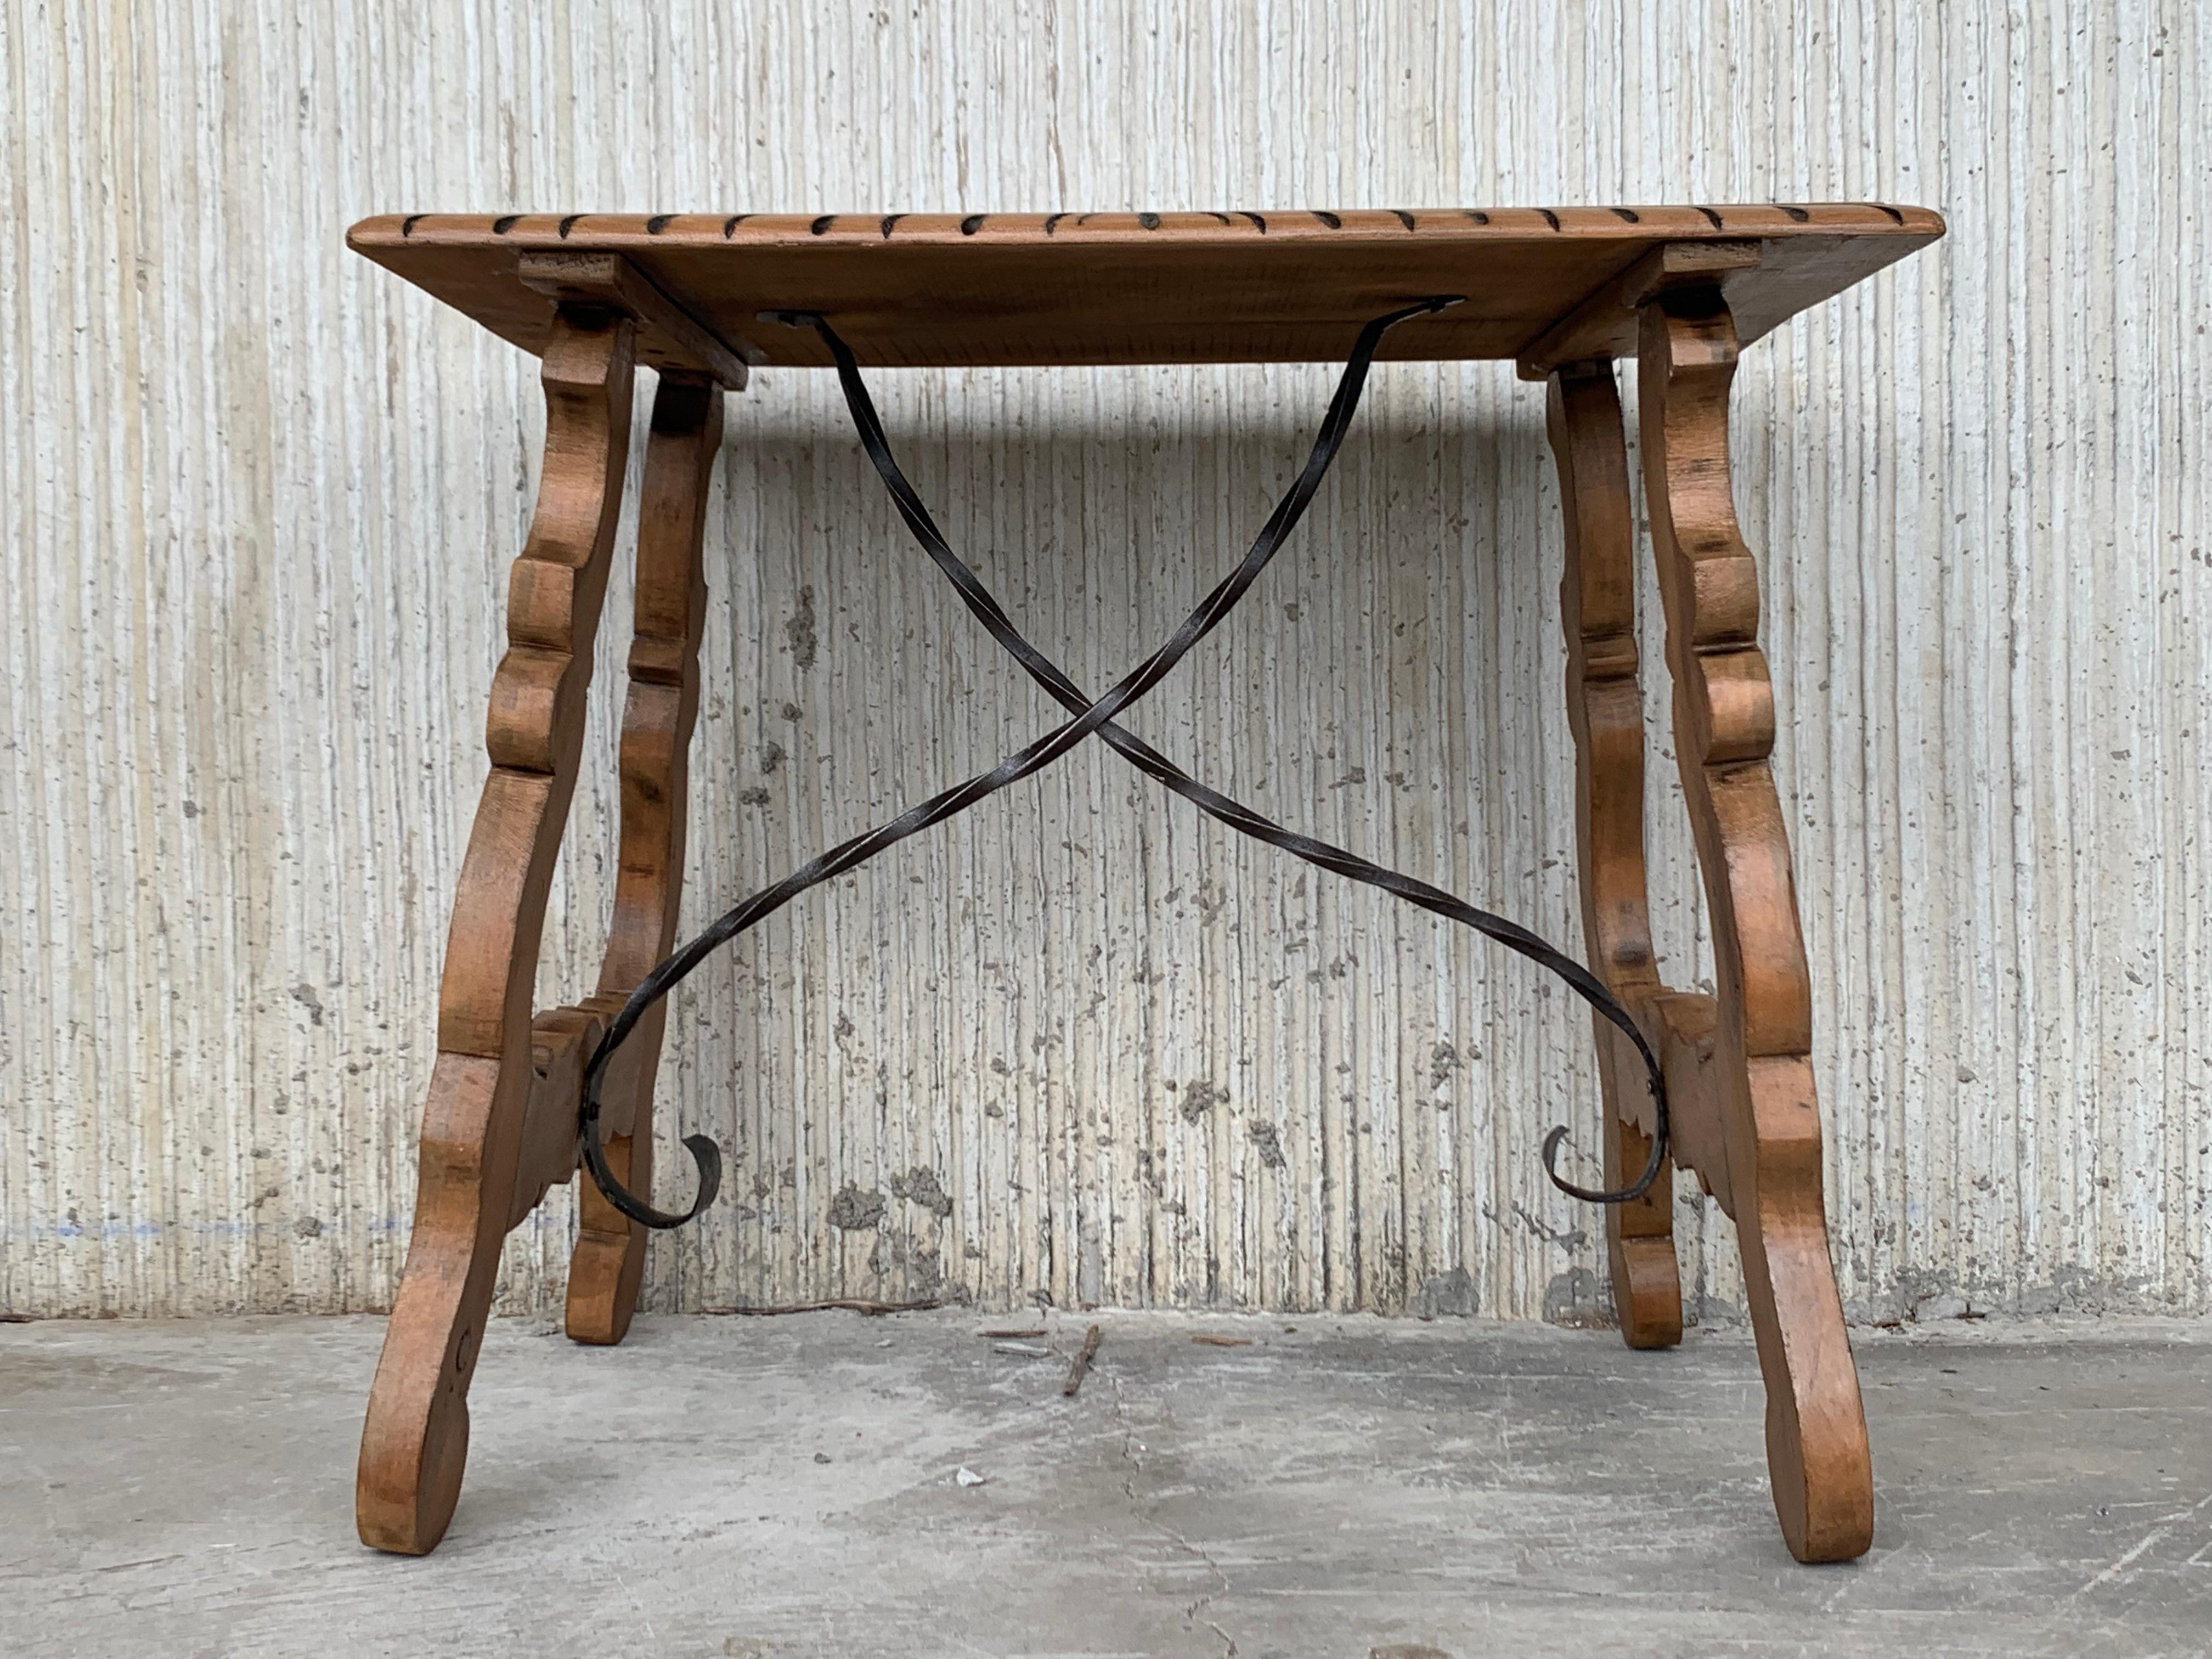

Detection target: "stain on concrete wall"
[1, 4, 2206, 1321]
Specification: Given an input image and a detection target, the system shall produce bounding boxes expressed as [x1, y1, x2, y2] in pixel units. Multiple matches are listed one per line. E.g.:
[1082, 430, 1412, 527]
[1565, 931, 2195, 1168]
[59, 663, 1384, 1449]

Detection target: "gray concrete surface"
[2, 1312, 2207, 1657]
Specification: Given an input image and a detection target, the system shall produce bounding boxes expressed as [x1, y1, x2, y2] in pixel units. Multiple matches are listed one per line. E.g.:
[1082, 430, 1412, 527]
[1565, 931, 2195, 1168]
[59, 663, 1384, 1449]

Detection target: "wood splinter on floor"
[1062, 1324, 1105, 1397]
[1191, 1335, 1254, 1347]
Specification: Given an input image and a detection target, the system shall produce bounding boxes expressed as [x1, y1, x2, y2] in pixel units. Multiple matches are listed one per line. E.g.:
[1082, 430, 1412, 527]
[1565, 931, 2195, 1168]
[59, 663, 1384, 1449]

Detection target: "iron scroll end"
[678, 1134, 724, 1214]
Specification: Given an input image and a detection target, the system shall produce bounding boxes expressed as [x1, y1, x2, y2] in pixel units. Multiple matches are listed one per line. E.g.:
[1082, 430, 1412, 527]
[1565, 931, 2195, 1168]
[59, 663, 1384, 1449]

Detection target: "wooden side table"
[345, 204, 1944, 1561]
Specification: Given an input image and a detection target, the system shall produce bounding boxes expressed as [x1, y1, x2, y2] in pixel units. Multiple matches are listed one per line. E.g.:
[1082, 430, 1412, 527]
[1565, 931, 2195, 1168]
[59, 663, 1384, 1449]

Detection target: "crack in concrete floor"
[1107, 1370, 1238, 1655]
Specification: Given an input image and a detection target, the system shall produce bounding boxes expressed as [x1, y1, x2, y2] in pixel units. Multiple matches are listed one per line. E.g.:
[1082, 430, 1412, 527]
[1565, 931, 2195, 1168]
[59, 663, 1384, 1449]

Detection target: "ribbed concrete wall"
[3, 3, 2205, 1321]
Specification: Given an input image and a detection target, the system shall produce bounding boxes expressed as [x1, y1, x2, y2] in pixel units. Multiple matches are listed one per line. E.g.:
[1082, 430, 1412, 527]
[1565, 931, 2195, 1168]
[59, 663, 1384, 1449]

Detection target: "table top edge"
[347, 202, 1946, 252]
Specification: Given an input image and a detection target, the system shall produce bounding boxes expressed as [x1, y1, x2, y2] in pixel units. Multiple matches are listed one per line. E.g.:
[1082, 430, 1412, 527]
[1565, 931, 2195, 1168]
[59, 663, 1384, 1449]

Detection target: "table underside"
[349, 203, 1942, 372]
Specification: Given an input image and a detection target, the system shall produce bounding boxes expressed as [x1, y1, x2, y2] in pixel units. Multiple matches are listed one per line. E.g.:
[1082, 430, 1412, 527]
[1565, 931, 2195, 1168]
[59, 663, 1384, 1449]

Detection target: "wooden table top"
[349, 204, 1943, 374]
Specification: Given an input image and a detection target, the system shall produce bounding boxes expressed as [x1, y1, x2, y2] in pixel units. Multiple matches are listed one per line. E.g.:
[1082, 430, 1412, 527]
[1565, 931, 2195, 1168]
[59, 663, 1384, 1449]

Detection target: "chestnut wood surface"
[565, 373, 724, 1347]
[356, 310, 638, 1555]
[1546, 362, 1681, 1352]
[1635, 289, 1875, 1564]
[348, 204, 1940, 369]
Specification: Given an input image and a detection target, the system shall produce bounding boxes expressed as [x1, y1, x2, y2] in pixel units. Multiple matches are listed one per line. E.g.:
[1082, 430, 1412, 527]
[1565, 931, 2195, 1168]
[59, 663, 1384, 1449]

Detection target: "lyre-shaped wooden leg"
[357, 312, 636, 1555]
[1637, 290, 1874, 1562]
[1546, 364, 1683, 1350]
[566, 374, 723, 1346]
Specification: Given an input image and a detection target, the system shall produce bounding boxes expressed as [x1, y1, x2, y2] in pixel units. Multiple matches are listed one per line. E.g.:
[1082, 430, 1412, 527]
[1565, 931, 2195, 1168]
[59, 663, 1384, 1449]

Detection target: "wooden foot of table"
[1549, 364, 1683, 1351]
[565, 374, 723, 1347]
[356, 294, 728, 1552]
[356, 311, 638, 1553]
[1544, 287, 1875, 1564]
[1638, 290, 1873, 1562]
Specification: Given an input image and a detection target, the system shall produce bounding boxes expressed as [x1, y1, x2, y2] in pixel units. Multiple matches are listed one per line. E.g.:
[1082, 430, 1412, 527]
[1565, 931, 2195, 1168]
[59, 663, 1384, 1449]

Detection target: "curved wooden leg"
[1637, 291, 1874, 1563]
[566, 373, 724, 1346]
[1547, 363, 1682, 1350]
[357, 313, 637, 1554]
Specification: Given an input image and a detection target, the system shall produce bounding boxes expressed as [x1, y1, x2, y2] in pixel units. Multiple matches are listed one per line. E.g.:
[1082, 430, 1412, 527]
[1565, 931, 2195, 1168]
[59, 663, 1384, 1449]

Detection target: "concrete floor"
[2, 1313, 2208, 1657]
